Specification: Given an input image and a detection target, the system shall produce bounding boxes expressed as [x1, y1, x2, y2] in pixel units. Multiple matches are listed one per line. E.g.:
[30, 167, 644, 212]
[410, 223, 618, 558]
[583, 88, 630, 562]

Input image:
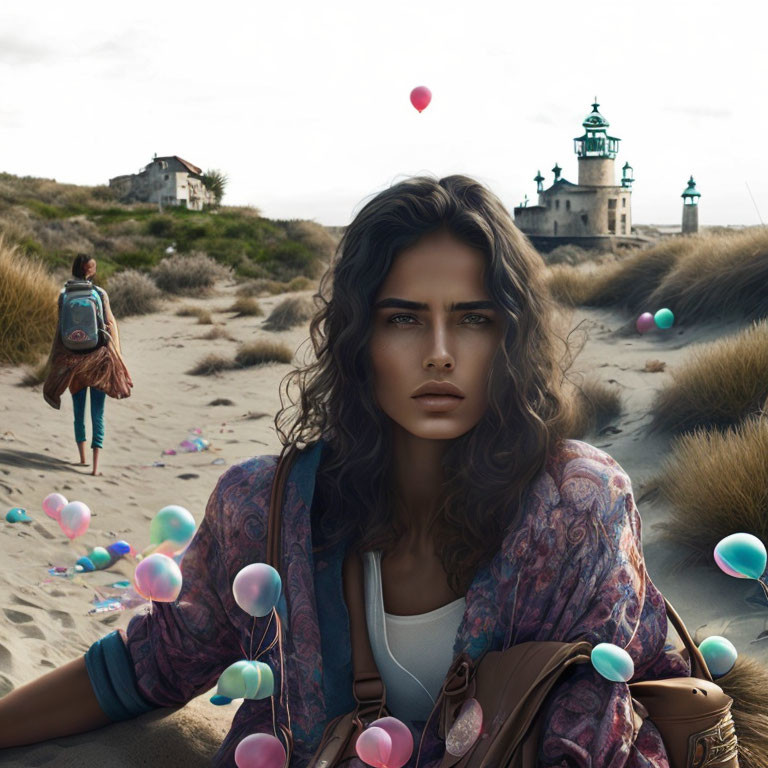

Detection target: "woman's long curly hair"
[273, 174, 580, 594]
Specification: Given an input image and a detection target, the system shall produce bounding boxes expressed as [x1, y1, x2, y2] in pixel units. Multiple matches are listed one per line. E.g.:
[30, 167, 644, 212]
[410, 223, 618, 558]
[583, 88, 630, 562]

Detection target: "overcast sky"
[1, 0, 765, 227]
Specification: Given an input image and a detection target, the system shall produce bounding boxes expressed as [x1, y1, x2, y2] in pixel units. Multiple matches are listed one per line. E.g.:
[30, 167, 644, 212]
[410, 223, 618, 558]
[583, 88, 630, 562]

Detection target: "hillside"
[0, 172, 340, 284]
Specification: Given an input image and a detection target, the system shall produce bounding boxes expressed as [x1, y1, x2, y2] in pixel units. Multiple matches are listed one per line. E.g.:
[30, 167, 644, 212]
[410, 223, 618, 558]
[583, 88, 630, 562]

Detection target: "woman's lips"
[412, 395, 464, 411]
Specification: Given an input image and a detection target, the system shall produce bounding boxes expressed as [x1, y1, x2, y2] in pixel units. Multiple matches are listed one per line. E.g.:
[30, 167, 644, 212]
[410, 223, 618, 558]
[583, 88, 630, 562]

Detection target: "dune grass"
[187, 354, 236, 376]
[176, 305, 214, 324]
[546, 228, 768, 325]
[152, 252, 232, 296]
[716, 655, 768, 768]
[262, 296, 315, 331]
[647, 319, 768, 435]
[235, 274, 316, 298]
[107, 269, 162, 317]
[228, 297, 264, 317]
[567, 376, 624, 439]
[647, 415, 768, 567]
[198, 325, 236, 341]
[234, 340, 294, 368]
[0, 237, 59, 365]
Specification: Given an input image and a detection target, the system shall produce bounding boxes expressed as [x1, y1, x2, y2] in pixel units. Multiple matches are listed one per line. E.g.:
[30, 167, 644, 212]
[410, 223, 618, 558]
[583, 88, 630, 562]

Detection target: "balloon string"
[271, 695, 278, 741]
[758, 578, 768, 602]
[253, 610, 276, 659]
[276, 613, 292, 734]
[249, 615, 256, 660]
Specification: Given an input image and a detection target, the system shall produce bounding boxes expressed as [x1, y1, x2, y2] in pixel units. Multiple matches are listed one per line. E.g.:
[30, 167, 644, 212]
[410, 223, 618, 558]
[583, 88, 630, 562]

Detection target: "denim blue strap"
[84, 630, 158, 721]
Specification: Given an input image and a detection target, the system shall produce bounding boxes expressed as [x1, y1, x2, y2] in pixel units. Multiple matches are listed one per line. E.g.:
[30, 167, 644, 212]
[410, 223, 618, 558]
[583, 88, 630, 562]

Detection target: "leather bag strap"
[266, 444, 386, 709]
[661, 596, 712, 682]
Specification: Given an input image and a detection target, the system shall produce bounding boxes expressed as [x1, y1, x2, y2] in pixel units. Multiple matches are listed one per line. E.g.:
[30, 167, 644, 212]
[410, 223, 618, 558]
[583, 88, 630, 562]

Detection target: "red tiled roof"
[155, 155, 204, 176]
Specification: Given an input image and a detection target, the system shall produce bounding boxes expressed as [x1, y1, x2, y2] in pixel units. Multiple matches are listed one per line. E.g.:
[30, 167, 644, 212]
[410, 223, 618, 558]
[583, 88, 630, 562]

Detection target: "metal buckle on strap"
[441, 660, 471, 697]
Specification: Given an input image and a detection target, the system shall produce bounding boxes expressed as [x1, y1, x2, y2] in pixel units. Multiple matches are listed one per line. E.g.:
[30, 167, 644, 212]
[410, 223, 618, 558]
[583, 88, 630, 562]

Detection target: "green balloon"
[89, 547, 112, 569]
[213, 660, 274, 703]
[654, 308, 675, 329]
[149, 505, 196, 547]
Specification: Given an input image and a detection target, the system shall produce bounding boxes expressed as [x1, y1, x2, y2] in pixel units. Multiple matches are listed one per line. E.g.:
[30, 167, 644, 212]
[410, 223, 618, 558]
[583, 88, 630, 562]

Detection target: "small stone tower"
[573, 99, 620, 186]
[681, 175, 701, 234]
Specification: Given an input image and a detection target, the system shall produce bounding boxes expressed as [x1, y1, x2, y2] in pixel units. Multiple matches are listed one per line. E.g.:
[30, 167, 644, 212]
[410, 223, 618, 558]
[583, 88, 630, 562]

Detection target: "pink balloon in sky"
[58, 501, 91, 539]
[410, 86, 432, 113]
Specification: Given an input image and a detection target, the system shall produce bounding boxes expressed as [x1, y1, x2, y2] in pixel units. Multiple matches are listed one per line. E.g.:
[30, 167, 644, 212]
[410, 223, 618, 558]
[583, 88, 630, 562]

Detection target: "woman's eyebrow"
[373, 298, 496, 311]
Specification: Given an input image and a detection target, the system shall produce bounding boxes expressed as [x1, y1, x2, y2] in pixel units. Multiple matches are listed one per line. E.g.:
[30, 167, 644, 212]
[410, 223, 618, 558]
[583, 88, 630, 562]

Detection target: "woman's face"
[85, 259, 96, 278]
[369, 229, 506, 442]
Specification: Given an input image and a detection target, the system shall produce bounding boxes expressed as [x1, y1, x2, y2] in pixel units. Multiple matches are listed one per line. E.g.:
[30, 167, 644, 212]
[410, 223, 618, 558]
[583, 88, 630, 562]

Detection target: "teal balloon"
[76, 556, 95, 572]
[591, 643, 634, 683]
[5, 507, 31, 523]
[210, 660, 274, 705]
[232, 563, 282, 618]
[654, 308, 675, 329]
[89, 547, 112, 569]
[714, 533, 767, 580]
[699, 635, 737, 678]
[149, 505, 196, 547]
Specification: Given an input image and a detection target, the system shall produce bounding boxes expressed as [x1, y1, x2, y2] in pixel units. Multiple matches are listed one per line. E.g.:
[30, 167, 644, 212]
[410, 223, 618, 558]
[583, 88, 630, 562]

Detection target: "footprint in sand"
[177, 473, 200, 480]
[33, 523, 56, 540]
[12, 595, 41, 610]
[4, 609, 33, 624]
[40, 659, 55, 668]
[0, 642, 11, 672]
[0, 674, 13, 696]
[49, 610, 75, 629]
[19, 624, 45, 640]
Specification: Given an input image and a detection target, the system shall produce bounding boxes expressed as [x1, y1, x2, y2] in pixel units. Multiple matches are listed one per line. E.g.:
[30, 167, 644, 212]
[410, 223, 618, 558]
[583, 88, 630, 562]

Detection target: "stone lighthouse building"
[514, 100, 644, 252]
[681, 175, 701, 234]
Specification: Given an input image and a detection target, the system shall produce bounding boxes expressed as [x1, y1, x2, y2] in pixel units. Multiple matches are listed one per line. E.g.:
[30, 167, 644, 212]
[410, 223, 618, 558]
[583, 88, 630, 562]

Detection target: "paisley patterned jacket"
[116, 437, 691, 766]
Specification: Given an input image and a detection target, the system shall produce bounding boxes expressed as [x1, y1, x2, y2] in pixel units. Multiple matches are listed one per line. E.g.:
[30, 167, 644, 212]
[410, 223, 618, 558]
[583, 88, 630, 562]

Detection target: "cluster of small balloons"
[43, 493, 90, 540]
[636, 308, 675, 334]
[590, 531, 768, 686]
[132, 505, 197, 603]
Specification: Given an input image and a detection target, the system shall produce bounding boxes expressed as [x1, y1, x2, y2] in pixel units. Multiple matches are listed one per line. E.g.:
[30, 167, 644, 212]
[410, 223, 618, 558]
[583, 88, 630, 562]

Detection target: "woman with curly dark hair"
[0, 175, 690, 766]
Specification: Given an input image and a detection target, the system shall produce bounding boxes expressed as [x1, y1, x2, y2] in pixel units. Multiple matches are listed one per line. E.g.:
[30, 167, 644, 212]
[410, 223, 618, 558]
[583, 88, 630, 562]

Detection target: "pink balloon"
[368, 717, 413, 768]
[356, 726, 392, 768]
[134, 553, 182, 602]
[410, 86, 432, 113]
[234, 733, 286, 768]
[636, 313, 655, 334]
[58, 501, 91, 539]
[43, 492, 68, 521]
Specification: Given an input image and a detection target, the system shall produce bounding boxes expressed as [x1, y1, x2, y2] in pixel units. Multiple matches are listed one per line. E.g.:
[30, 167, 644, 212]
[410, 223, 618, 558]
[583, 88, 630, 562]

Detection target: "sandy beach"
[1, 278, 766, 765]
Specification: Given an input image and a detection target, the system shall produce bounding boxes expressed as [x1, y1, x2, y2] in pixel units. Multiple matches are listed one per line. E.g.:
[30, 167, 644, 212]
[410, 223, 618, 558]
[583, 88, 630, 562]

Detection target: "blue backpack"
[58, 280, 109, 352]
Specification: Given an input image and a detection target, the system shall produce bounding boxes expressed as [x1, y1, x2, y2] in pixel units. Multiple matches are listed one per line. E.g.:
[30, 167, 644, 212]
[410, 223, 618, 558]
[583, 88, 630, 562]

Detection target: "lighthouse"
[574, 99, 621, 186]
[681, 176, 701, 234]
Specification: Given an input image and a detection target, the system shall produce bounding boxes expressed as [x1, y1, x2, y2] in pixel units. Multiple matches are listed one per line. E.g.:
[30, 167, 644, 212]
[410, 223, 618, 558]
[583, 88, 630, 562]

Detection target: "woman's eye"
[388, 314, 490, 326]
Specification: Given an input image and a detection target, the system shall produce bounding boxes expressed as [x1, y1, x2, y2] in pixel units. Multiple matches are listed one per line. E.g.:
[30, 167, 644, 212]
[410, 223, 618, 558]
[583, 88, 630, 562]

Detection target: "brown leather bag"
[267, 443, 739, 768]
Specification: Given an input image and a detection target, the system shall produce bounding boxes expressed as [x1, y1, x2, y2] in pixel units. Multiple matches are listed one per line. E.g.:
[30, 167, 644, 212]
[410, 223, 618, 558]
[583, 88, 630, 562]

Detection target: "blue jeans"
[72, 388, 106, 449]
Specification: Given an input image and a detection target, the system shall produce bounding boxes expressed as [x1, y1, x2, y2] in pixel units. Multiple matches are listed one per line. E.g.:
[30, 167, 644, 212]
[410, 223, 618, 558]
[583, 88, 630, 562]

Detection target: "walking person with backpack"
[43, 254, 133, 476]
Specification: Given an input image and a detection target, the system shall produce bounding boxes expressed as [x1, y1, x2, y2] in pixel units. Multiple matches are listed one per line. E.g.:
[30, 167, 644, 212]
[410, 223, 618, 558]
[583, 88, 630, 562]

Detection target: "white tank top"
[362, 550, 466, 722]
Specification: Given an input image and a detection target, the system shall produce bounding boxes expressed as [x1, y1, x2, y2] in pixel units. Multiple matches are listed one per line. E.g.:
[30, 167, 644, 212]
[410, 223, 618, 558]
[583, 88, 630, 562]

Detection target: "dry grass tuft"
[20, 355, 51, 387]
[649, 415, 768, 565]
[152, 252, 232, 296]
[187, 353, 236, 376]
[198, 325, 236, 341]
[0, 237, 59, 364]
[236, 278, 288, 298]
[176, 305, 213, 324]
[228, 297, 264, 317]
[566, 376, 624, 439]
[234, 339, 294, 368]
[262, 296, 315, 331]
[648, 319, 768, 435]
[545, 228, 768, 325]
[107, 269, 162, 317]
[715, 655, 768, 768]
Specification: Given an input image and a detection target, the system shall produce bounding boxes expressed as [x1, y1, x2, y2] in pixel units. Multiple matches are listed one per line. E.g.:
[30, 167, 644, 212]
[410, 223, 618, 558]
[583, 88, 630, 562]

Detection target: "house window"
[621, 214, 627, 234]
[622, 198, 626, 208]
[565, 199, 571, 211]
[164, 174, 169, 181]
[554, 221, 558, 235]
[555, 199, 560, 210]
[581, 214, 588, 225]
[546, 199, 551, 208]
[608, 199, 617, 209]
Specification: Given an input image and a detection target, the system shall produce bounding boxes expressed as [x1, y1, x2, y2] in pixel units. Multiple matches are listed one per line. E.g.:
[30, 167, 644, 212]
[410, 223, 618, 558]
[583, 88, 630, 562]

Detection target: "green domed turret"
[682, 175, 701, 205]
[574, 98, 620, 159]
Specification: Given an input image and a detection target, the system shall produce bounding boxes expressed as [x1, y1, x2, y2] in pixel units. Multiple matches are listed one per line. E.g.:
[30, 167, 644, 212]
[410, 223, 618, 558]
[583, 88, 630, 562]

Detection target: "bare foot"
[91, 470, 102, 476]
